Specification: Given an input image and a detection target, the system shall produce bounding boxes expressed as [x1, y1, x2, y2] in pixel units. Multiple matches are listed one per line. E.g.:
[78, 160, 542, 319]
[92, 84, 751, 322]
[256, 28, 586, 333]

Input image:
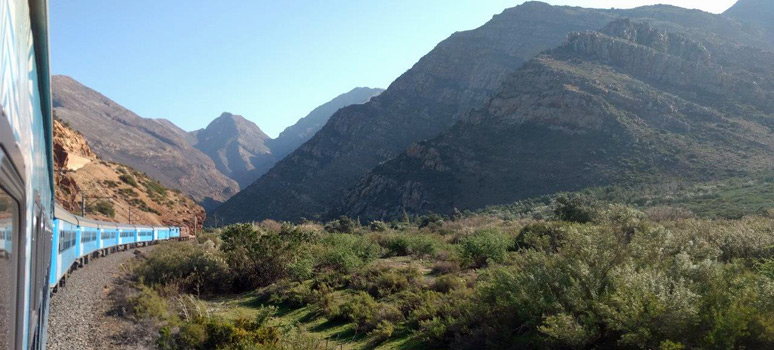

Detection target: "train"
[0, 1, 184, 349]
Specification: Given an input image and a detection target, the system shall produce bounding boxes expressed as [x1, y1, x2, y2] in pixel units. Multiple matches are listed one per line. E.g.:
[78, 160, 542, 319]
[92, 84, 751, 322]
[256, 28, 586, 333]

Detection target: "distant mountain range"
[189, 88, 383, 189]
[52, 75, 381, 208]
[52, 75, 240, 209]
[211, 0, 774, 224]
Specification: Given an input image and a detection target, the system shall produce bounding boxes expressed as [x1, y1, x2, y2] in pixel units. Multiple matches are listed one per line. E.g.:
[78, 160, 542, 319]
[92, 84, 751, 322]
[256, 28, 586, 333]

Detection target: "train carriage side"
[137, 225, 153, 243]
[0, 0, 55, 348]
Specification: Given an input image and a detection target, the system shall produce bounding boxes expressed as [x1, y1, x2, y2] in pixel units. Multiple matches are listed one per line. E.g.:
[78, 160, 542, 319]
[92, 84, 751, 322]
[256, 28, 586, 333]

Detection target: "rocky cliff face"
[340, 19, 774, 220]
[211, 2, 618, 224]
[192, 112, 273, 189]
[54, 119, 204, 231]
[52, 75, 239, 208]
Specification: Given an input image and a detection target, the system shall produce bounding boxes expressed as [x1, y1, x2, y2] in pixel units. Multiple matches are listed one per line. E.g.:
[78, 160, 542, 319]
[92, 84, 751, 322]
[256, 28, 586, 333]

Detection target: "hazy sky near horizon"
[51, 0, 738, 137]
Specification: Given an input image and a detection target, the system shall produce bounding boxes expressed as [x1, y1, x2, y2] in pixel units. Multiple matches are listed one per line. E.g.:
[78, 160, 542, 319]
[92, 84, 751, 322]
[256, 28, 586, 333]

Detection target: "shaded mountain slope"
[268, 87, 384, 160]
[211, 2, 618, 224]
[341, 19, 774, 220]
[52, 76, 239, 207]
[725, 0, 774, 40]
[213, 1, 772, 224]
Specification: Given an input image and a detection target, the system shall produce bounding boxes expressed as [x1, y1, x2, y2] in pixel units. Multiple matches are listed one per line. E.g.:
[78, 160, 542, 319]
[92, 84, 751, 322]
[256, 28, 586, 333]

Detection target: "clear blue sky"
[50, 0, 737, 137]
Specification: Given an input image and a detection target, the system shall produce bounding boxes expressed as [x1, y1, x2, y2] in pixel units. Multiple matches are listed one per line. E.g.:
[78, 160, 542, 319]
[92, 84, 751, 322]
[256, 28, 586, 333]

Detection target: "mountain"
[53, 118, 205, 230]
[268, 87, 384, 160]
[341, 19, 774, 220]
[210, 2, 618, 224]
[725, 0, 774, 39]
[192, 112, 274, 189]
[155, 118, 198, 145]
[211, 1, 772, 225]
[51, 75, 239, 209]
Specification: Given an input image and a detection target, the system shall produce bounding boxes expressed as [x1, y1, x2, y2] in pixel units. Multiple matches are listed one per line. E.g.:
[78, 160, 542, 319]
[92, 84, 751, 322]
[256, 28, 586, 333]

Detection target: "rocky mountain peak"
[200, 112, 270, 145]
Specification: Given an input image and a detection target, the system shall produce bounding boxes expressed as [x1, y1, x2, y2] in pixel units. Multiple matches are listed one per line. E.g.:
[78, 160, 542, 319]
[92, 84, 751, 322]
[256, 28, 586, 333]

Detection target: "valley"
[46, 0, 774, 349]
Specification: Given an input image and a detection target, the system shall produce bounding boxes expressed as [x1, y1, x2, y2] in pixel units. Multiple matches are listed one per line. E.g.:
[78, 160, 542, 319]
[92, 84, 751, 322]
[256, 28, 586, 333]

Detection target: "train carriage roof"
[54, 205, 172, 231]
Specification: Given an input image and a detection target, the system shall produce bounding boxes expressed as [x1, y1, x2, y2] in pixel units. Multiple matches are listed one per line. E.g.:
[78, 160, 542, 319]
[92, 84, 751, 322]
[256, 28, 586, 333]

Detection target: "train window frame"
[0, 146, 26, 350]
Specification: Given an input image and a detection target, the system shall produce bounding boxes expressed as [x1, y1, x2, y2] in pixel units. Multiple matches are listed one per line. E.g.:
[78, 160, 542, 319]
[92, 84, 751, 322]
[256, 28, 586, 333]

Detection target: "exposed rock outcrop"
[53, 119, 204, 231]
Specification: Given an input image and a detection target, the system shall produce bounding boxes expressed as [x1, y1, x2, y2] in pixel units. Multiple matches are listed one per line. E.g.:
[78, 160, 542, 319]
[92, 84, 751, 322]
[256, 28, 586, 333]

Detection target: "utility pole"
[128, 208, 132, 224]
[194, 215, 197, 236]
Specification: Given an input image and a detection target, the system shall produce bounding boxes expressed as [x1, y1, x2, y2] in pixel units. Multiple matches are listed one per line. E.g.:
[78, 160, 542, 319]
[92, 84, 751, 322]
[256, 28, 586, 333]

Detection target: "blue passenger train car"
[50, 206, 180, 292]
[0, 1, 182, 349]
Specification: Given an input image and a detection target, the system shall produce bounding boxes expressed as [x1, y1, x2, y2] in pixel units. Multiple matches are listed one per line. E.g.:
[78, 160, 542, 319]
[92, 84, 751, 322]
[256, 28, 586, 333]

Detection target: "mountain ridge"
[52, 75, 240, 208]
[210, 2, 619, 224]
[340, 18, 774, 220]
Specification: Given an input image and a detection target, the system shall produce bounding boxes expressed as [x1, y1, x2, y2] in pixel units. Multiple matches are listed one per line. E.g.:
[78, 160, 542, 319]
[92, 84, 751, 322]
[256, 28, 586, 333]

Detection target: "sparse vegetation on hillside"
[87, 200, 115, 218]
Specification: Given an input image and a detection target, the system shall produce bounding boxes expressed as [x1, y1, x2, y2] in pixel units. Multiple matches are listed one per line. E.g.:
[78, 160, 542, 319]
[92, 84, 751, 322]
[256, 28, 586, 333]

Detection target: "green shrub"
[458, 229, 511, 267]
[419, 213, 444, 230]
[134, 242, 230, 295]
[350, 265, 423, 298]
[369, 320, 395, 344]
[317, 234, 382, 273]
[324, 216, 357, 234]
[143, 179, 168, 198]
[158, 313, 281, 350]
[220, 223, 314, 290]
[431, 260, 461, 275]
[339, 292, 403, 333]
[553, 193, 599, 223]
[265, 281, 311, 307]
[432, 275, 465, 293]
[130, 284, 169, 320]
[119, 174, 138, 187]
[515, 222, 572, 252]
[369, 221, 388, 232]
[380, 233, 440, 257]
[88, 200, 115, 218]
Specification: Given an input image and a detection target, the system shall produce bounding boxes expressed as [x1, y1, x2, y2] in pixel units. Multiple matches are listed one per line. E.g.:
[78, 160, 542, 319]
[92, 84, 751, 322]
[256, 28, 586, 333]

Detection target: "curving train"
[49, 206, 183, 292]
[0, 1, 184, 349]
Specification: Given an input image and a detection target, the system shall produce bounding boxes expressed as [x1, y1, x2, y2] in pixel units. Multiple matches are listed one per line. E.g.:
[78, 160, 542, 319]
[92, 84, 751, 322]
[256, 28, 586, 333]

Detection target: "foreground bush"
[220, 223, 315, 290]
[458, 229, 511, 267]
[317, 234, 382, 273]
[134, 242, 230, 296]
[421, 209, 774, 349]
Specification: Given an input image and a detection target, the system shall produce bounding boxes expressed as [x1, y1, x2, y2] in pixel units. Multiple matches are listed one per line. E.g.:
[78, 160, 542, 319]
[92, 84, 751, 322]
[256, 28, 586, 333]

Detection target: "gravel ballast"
[46, 246, 153, 350]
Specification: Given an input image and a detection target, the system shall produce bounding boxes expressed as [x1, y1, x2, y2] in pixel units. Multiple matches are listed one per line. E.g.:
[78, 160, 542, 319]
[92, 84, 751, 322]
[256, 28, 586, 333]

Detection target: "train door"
[0, 144, 26, 350]
[29, 200, 51, 349]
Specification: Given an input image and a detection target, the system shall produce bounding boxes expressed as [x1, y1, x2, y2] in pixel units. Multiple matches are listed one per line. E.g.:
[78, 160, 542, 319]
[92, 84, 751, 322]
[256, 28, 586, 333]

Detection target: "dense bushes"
[129, 198, 774, 349]
[134, 242, 229, 296]
[415, 208, 774, 349]
[316, 233, 382, 273]
[220, 223, 315, 290]
[458, 229, 511, 267]
[379, 233, 440, 257]
[157, 310, 281, 350]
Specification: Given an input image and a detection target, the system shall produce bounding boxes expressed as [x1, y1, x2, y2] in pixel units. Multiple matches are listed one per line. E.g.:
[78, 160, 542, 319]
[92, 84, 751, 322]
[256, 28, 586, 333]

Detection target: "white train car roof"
[53, 205, 170, 231]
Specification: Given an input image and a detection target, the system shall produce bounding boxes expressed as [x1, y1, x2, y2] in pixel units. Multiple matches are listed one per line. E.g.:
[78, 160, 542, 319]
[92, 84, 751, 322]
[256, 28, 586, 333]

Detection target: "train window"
[58, 229, 76, 252]
[0, 183, 19, 348]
